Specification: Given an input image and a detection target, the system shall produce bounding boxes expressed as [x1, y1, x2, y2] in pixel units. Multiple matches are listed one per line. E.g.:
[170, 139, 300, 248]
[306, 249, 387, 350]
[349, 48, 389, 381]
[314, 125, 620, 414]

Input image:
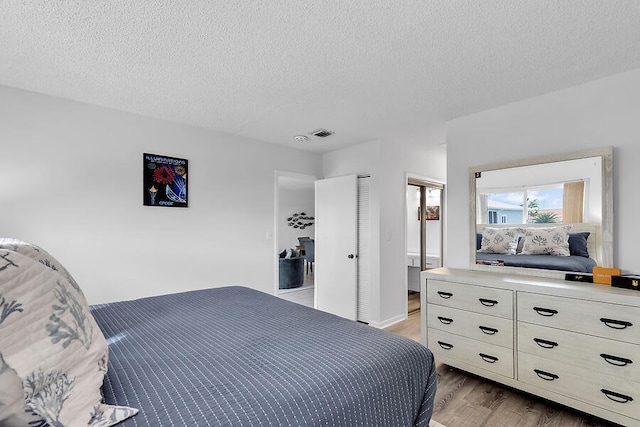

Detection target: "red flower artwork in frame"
[153, 165, 175, 185]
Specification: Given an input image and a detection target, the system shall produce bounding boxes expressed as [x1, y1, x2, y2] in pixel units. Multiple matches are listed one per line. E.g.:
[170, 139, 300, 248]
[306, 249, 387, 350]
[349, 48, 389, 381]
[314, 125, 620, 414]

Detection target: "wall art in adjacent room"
[143, 153, 188, 207]
[426, 205, 440, 220]
[287, 212, 314, 229]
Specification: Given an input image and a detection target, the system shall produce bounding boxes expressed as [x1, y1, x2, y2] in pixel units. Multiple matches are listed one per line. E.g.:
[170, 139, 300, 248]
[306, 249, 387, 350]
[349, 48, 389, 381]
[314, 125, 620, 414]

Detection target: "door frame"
[274, 171, 318, 295]
[405, 173, 445, 312]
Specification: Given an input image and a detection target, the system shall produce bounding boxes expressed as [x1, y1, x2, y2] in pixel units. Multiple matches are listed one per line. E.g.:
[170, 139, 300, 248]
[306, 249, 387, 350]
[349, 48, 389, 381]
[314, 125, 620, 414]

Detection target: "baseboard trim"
[368, 313, 407, 329]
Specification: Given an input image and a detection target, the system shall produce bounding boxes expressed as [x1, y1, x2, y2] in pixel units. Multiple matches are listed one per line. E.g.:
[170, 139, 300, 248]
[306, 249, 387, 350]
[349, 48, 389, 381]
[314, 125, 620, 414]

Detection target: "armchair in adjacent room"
[297, 237, 315, 275]
[278, 248, 304, 289]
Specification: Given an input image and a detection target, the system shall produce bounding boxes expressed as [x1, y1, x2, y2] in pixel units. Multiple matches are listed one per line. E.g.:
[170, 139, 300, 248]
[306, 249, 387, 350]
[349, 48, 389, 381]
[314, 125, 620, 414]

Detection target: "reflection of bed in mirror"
[475, 223, 599, 273]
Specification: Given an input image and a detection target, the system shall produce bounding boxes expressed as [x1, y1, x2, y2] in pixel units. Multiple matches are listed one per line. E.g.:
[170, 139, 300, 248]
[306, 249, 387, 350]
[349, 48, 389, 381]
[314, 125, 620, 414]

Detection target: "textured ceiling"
[2, 1, 640, 153]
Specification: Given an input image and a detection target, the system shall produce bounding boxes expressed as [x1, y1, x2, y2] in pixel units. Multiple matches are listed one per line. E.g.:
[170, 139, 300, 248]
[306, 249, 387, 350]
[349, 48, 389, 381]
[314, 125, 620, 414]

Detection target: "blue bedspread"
[90, 286, 436, 426]
[476, 252, 597, 273]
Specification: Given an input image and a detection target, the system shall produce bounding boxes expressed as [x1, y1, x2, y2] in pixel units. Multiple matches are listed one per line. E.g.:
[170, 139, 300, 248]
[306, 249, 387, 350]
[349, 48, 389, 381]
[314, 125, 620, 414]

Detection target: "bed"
[0, 239, 436, 427]
[475, 252, 596, 273]
[475, 223, 600, 273]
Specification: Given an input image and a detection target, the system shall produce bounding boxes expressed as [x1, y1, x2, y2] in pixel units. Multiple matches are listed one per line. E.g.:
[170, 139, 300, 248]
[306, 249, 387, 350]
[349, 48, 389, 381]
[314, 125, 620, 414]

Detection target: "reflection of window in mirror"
[476, 156, 602, 226]
[478, 182, 586, 225]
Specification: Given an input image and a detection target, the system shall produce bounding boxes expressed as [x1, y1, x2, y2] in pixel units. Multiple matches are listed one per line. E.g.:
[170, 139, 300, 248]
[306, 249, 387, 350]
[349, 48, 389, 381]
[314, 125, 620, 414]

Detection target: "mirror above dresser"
[469, 147, 613, 278]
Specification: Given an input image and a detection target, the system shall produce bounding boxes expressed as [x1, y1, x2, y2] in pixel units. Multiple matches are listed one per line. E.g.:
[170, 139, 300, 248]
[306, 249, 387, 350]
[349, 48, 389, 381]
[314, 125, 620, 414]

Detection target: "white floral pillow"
[478, 227, 523, 255]
[0, 354, 28, 427]
[0, 237, 86, 304]
[0, 248, 138, 426]
[521, 225, 572, 256]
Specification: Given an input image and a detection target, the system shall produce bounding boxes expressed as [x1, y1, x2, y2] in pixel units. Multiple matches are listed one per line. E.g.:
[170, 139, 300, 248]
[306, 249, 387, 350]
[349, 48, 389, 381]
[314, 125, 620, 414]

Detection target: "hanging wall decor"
[287, 212, 314, 229]
[143, 153, 188, 208]
[426, 206, 440, 220]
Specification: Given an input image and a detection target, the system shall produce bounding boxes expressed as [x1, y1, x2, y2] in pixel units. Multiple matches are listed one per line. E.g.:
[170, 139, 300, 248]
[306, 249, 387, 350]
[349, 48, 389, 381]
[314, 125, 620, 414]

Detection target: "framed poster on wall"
[143, 153, 188, 208]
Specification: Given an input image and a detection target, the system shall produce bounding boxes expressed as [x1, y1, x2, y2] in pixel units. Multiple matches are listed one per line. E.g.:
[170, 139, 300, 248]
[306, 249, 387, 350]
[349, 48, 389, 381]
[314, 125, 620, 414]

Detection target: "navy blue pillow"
[476, 233, 483, 251]
[568, 232, 590, 257]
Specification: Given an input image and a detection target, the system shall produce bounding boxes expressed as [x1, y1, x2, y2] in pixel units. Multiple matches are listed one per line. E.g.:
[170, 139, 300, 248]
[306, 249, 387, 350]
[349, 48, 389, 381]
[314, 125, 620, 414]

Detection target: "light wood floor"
[385, 297, 620, 427]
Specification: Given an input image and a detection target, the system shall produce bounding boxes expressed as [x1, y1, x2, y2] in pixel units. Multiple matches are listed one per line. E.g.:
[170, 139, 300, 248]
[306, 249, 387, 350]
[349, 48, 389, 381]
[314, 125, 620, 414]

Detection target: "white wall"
[378, 133, 446, 325]
[0, 85, 322, 303]
[446, 69, 640, 273]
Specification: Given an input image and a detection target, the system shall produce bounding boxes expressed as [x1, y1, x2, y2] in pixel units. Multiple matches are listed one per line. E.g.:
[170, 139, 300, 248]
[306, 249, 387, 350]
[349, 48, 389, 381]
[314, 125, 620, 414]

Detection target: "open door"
[315, 175, 358, 320]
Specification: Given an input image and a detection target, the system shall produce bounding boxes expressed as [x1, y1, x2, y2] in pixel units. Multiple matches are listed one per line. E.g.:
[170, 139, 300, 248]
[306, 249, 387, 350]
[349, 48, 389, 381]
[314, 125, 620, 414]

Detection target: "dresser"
[422, 268, 640, 426]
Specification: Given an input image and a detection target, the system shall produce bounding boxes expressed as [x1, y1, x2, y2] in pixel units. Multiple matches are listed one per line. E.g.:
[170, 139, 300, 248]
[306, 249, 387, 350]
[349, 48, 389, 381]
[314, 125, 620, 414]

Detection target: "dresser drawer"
[519, 353, 640, 420]
[518, 322, 640, 383]
[427, 280, 513, 319]
[428, 303, 513, 348]
[518, 292, 640, 344]
[428, 328, 514, 378]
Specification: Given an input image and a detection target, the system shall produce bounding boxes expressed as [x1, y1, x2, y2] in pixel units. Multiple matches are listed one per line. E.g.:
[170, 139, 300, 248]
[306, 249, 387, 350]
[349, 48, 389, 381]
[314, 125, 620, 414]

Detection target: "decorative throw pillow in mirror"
[478, 227, 523, 255]
[521, 225, 573, 256]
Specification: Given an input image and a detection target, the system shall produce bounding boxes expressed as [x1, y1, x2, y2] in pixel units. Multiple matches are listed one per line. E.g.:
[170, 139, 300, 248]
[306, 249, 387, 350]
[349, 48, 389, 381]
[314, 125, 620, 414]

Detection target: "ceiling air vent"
[310, 128, 334, 138]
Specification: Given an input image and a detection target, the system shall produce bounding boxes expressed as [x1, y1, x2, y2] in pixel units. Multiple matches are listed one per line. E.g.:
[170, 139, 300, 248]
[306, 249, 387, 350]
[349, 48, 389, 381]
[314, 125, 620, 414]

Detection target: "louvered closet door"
[357, 177, 371, 323]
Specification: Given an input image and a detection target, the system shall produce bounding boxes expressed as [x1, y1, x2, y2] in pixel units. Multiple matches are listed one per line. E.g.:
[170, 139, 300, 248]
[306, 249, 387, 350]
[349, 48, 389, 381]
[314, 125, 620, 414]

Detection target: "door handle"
[348, 254, 356, 259]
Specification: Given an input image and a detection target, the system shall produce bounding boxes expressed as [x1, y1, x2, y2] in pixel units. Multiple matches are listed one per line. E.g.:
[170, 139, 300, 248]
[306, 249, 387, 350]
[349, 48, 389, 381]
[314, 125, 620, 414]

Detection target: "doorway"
[406, 177, 444, 315]
[275, 172, 316, 307]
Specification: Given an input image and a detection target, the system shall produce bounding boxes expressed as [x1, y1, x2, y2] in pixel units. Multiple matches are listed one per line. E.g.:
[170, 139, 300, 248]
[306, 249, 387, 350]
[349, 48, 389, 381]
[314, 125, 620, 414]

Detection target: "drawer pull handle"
[534, 369, 559, 381]
[478, 326, 498, 335]
[533, 338, 559, 349]
[600, 318, 633, 330]
[437, 291, 453, 299]
[479, 353, 498, 363]
[600, 353, 633, 367]
[437, 316, 453, 325]
[437, 341, 454, 350]
[479, 298, 498, 307]
[601, 389, 634, 404]
[533, 307, 558, 317]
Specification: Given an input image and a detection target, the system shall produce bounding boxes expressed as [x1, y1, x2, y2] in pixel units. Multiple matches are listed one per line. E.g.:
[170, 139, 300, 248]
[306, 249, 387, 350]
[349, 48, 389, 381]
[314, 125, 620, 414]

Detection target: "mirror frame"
[469, 147, 613, 278]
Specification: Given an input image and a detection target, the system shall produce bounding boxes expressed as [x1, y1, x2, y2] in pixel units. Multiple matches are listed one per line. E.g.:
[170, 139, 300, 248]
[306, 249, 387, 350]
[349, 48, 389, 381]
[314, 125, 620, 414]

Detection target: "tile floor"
[278, 271, 314, 307]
